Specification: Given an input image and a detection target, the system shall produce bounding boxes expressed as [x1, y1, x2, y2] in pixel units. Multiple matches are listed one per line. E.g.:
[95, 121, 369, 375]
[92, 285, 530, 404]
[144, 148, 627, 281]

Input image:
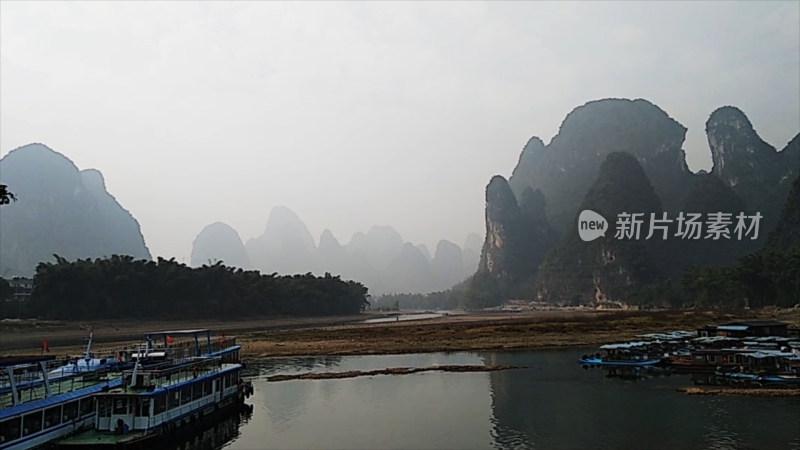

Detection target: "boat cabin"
[88, 358, 244, 444]
[697, 321, 789, 338]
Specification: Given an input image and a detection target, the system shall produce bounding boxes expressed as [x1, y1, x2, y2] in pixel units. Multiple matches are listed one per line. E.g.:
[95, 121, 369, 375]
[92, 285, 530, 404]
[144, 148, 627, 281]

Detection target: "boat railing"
[126, 335, 236, 359]
[123, 357, 226, 390]
[0, 362, 118, 409]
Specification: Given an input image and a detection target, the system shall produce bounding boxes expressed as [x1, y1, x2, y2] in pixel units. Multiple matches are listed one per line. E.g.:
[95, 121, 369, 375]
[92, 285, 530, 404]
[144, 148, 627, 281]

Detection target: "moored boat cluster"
[578, 320, 800, 387]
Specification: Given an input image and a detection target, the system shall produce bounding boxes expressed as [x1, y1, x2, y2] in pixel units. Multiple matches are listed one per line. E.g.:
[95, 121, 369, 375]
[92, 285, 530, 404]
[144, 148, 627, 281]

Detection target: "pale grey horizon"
[1, 1, 798, 262]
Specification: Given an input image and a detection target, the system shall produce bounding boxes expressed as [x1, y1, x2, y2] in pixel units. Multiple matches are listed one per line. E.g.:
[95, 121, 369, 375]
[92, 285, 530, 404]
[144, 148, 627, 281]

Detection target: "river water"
[177, 350, 800, 449]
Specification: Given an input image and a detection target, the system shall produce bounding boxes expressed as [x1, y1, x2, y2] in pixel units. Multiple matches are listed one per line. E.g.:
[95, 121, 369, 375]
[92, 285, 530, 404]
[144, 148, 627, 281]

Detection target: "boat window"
[113, 398, 128, 415]
[80, 398, 94, 416]
[97, 398, 110, 418]
[44, 406, 61, 428]
[63, 401, 79, 421]
[180, 386, 192, 405]
[168, 390, 180, 410]
[1, 418, 22, 443]
[154, 395, 167, 415]
[22, 411, 42, 437]
[203, 380, 212, 396]
[192, 383, 203, 401]
[136, 398, 151, 417]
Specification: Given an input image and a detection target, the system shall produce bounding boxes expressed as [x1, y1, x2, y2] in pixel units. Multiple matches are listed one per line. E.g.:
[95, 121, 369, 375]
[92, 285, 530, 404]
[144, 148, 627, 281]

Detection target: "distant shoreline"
[3, 308, 798, 358]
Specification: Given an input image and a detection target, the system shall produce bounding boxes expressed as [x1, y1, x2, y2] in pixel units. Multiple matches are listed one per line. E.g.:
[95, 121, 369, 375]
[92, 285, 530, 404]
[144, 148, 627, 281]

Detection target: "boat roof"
[717, 325, 749, 331]
[724, 320, 787, 327]
[637, 331, 695, 339]
[599, 341, 650, 350]
[97, 363, 241, 397]
[737, 351, 795, 359]
[146, 329, 212, 336]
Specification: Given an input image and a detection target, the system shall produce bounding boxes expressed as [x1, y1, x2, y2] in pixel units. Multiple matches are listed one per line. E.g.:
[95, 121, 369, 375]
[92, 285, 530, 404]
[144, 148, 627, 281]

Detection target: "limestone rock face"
[707, 106, 778, 192]
[0, 143, 151, 276]
[191, 222, 250, 268]
[471, 99, 798, 306]
[466, 176, 550, 307]
[536, 152, 662, 305]
[508, 98, 692, 230]
[707, 107, 798, 234]
[479, 176, 529, 279]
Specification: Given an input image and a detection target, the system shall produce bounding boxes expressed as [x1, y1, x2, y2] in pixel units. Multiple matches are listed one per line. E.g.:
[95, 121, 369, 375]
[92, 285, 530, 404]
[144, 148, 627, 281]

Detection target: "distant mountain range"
[469, 98, 799, 307]
[5, 97, 796, 306]
[0, 144, 478, 296]
[0, 144, 151, 276]
[191, 206, 482, 295]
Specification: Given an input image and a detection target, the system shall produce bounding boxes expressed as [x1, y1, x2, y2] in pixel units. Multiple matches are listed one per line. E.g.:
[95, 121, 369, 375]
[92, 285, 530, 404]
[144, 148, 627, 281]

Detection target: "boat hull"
[578, 358, 664, 367]
[57, 394, 249, 448]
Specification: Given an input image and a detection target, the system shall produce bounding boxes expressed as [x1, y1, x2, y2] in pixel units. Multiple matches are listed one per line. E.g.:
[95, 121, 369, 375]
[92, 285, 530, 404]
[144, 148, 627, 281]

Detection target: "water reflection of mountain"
[483, 351, 800, 449]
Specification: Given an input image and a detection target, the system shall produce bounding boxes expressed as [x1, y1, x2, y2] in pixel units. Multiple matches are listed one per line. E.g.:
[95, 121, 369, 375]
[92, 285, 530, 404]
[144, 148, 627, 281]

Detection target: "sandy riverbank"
[3, 308, 798, 359]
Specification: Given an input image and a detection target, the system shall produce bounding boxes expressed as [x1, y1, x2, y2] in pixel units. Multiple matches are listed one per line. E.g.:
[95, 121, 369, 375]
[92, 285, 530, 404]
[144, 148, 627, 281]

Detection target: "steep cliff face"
[0, 143, 151, 276]
[478, 176, 533, 280]
[466, 176, 552, 307]
[706, 107, 798, 236]
[474, 100, 799, 307]
[191, 222, 250, 268]
[518, 187, 557, 263]
[508, 99, 693, 230]
[707, 106, 779, 193]
[536, 152, 662, 305]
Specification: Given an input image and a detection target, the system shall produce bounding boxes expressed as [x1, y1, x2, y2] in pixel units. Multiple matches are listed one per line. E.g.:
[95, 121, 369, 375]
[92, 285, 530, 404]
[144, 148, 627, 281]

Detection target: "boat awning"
[147, 329, 211, 336]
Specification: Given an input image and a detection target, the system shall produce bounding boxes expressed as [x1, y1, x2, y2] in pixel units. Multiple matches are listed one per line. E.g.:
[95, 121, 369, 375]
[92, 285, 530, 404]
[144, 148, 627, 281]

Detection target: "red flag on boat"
[42, 338, 50, 353]
[166, 335, 175, 344]
[221, 331, 227, 348]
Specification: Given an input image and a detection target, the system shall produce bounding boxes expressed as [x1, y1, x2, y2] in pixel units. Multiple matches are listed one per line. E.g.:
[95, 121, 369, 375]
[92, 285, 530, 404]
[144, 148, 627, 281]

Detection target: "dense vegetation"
[375, 287, 464, 311]
[4, 255, 369, 319]
[678, 169, 800, 309]
[680, 249, 800, 308]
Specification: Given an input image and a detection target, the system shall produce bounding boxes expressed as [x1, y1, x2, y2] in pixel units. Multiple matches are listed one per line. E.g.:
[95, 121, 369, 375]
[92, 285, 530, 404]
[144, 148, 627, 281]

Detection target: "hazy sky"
[2, 1, 798, 262]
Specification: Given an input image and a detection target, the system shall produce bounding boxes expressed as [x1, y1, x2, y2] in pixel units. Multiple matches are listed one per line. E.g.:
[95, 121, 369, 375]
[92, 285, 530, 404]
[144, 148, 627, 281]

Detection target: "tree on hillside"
[0, 184, 16, 205]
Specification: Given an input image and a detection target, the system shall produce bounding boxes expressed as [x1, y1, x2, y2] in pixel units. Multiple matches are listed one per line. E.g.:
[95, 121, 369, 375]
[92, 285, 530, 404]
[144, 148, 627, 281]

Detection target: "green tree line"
[4, 255, 369, 319]
[681, 247, 800, 309]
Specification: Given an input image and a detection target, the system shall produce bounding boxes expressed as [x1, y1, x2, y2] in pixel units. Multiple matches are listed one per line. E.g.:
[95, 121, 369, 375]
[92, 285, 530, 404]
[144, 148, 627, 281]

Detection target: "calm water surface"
[188, 350, 798, 449]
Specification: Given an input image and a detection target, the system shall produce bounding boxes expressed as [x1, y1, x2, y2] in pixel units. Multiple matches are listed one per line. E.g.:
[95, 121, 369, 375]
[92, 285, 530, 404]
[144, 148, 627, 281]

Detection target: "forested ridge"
[2, 255, 369, 319]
